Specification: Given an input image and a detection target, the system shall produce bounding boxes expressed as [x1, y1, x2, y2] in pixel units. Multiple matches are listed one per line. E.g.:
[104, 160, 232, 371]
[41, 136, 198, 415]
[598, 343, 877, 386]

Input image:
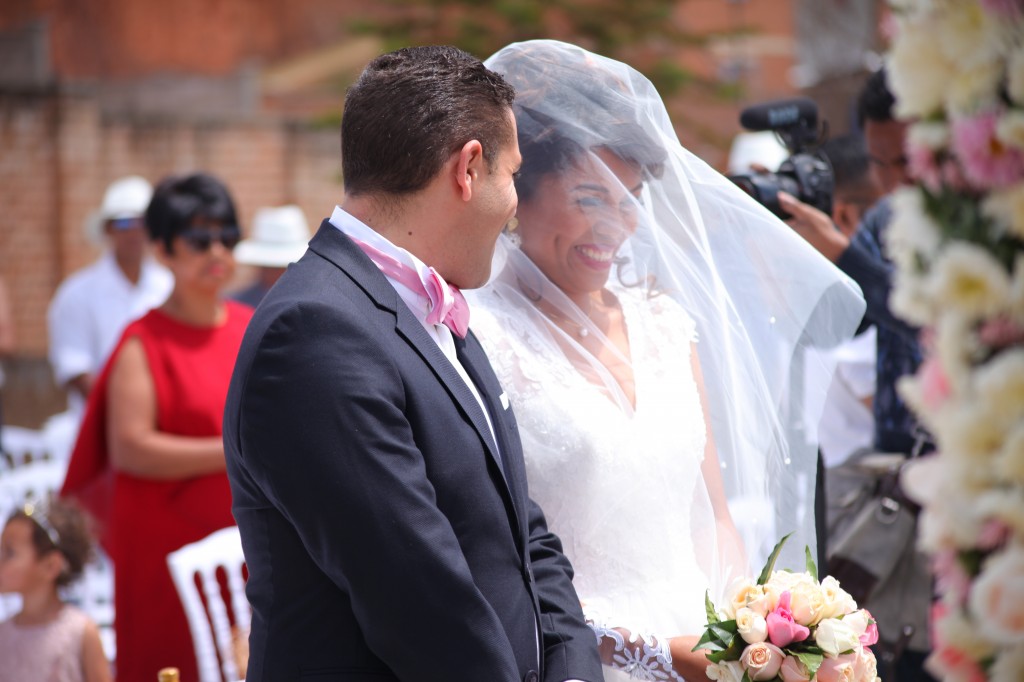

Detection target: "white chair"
[2, 425, 49, 468]
[167, 526, 250, 682]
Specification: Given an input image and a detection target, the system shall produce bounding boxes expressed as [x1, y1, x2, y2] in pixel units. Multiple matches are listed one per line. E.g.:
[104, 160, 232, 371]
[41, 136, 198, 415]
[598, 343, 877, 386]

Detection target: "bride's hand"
[669, 635, 713, 682]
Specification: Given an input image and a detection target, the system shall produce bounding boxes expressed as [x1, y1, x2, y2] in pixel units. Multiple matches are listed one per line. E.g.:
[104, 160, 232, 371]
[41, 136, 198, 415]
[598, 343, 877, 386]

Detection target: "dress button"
[523, 671, 539, 682]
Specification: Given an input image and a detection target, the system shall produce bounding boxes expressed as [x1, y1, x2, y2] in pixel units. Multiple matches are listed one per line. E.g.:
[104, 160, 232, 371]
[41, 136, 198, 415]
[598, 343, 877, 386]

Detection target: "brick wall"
[0, 85, 342, 427]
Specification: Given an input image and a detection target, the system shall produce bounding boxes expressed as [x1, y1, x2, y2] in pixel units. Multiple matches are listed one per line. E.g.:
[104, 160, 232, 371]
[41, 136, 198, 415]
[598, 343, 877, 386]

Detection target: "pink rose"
[859, 609, 879, 647]
[918, 355, 951, 411]
[739, 642, 785, 681]
[779, 655, 811, 682]
[766, 591, 811, 647]
[933, 550, 971, 605]
[816, 653, 857, 682]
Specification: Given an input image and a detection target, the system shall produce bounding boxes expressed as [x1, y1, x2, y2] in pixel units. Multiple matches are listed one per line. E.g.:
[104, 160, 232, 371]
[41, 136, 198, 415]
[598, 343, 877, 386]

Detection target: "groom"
[223, 46, 603, 682]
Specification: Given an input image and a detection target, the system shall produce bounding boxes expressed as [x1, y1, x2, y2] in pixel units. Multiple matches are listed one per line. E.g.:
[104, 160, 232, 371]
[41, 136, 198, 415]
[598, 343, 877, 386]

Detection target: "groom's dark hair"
[341, 45, 516, 197]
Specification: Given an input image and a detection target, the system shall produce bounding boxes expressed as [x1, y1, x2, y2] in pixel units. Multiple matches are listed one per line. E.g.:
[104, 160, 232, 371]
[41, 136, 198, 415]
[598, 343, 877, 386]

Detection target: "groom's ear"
[454, 139, 485, 202]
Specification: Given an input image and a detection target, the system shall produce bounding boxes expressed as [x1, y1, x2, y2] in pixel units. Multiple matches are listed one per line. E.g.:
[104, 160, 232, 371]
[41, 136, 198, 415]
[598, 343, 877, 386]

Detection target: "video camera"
[728, 98, 833, 219]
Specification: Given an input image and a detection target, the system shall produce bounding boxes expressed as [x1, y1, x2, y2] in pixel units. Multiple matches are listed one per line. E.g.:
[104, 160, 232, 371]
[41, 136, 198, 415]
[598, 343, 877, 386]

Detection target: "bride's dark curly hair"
[493, 42, 667, 204]
[493, 43, 667, 294]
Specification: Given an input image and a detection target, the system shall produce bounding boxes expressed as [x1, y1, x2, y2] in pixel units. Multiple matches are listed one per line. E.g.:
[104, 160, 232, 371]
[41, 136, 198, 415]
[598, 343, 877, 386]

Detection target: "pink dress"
[0, 605, 92, 682]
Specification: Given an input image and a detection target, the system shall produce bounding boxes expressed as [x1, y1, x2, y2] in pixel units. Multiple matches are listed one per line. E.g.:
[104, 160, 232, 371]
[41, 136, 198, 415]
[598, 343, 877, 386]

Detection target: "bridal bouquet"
[695, 535, 879, 682]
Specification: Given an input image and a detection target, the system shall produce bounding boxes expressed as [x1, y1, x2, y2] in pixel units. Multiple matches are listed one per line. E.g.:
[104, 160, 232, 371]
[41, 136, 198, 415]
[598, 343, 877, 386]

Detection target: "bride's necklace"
[545, 308, 591, 338]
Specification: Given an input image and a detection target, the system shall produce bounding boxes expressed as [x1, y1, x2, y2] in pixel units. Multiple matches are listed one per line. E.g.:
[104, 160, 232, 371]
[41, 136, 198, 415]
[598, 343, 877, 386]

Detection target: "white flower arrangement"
[886, 1, 1024, 680]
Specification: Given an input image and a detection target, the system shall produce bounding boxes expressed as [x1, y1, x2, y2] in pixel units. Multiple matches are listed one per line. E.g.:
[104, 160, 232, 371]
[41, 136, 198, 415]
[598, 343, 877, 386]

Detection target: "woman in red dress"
[62, 173, 255, 681]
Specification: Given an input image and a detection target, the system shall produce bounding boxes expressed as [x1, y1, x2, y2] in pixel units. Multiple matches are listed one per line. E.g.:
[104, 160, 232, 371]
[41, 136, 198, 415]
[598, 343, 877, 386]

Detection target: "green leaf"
[741, 671, 752, 682]
[705, 590, 721, 625]
[795, 650, 824, 677]
[706, 635, 745, 663]
[805, 545, 818, 581]
[757, 532, 793, 585]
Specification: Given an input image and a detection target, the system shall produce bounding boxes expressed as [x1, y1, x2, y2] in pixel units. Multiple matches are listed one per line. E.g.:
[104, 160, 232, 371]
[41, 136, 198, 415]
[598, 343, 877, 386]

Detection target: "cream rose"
[815, 618, 861, 657]
[789, 579, 827, 626]
[819, 576, 858, 620]
[725, 579, 770, 618]
[927, 241, 1012, 319]
[982, 183, 1024, 241]
[736, 606, 768, 644]
[706, 660, 744, 682]
[763, 571, 805, 611]
[969, 547, 1024, 645]
[888, 17, 955, 118]
[739, 642, 785, 681]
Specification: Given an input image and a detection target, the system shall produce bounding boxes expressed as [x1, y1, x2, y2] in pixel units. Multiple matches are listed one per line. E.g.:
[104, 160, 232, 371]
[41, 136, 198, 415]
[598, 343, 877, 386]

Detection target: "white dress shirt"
[47, 251, 173, 413]
[819, 326, 877, 468]
[329, 207, 499, 453]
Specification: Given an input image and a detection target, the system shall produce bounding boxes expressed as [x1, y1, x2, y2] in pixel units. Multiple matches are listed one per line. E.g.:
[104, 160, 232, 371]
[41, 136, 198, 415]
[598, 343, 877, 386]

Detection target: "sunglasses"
[179, 226, 242, 253]
[109, 217, 144, 230]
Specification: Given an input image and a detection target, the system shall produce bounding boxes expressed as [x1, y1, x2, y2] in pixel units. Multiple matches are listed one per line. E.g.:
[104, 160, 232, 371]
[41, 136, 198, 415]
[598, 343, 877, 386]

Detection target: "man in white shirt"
[47, 175, 173, 414]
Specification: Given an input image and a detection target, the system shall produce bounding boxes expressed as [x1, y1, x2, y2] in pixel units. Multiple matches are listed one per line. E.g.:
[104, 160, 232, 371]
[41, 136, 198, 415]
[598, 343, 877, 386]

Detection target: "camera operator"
[779, 68, 936, 682]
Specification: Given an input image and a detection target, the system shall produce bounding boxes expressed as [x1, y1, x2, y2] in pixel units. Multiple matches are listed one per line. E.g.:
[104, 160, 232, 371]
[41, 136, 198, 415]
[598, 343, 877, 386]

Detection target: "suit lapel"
[308, 221, 510, 491]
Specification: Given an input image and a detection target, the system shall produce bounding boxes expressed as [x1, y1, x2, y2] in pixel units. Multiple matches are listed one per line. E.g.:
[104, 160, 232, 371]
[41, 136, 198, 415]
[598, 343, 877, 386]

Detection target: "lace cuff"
[586, 612, 686, 681]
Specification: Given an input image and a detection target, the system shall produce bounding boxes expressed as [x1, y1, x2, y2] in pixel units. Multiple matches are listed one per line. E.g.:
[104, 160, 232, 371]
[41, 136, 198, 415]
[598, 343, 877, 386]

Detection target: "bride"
[469, 41, 865, 681]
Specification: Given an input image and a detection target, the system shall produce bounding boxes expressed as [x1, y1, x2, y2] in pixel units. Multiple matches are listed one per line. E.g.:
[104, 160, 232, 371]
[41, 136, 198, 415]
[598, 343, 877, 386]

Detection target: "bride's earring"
[505, 217, 522, 249]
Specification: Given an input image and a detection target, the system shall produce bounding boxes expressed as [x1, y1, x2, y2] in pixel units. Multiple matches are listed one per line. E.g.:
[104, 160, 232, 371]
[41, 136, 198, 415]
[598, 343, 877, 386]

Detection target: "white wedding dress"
[473, 280, 728, 682]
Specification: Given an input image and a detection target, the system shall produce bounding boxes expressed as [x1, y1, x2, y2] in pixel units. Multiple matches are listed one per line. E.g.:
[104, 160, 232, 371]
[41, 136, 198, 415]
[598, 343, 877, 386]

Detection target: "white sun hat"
[235, 205, 312, 267]
[84, 175, 153, 243]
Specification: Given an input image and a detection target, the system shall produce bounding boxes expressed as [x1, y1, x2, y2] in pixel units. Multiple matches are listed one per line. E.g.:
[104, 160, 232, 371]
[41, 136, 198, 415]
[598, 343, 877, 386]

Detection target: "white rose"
[937, 2, 1008, 68]
[998, 110, 1024, 152]
[908, 121, 951, 151]
[946, 57, 1004, 115]
[814, 618, 861, 657]
[973, 349, 1024, 420]
[932, 400, 1007, 463]
[888, 186, 943, 259]
[842, 609, 871, 639]
[1009, 47, 1024, 105]
[735, 606, 768, 643]
[988, 645, 1024, 682]
[982, 183, 1024, 241]
[887, 20, 955, 118]
[974, 490, 1024, 537]
[994, 422, 1024, 485]
[927, 241, 1012, 319]
[1013, 253, 1024, 315]
[934, 604, 998, 660]
[890, 272, 935, 327]
[819, 576, 858, 619]
[707, 660, 745, 682]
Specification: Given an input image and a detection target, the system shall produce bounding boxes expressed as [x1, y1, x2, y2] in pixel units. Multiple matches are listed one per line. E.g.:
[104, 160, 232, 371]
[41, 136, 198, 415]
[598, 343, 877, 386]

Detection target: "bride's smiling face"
[517, 147, 644, 299]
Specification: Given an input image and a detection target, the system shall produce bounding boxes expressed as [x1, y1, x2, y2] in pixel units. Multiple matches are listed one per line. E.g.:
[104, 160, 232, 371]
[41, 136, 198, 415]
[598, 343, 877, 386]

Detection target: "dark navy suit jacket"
[223, 220, 602, 682]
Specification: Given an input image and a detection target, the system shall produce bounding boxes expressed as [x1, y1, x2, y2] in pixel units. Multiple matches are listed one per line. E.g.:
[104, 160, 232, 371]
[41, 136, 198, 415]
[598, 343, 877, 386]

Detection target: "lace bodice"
[473, 283, 721, 681]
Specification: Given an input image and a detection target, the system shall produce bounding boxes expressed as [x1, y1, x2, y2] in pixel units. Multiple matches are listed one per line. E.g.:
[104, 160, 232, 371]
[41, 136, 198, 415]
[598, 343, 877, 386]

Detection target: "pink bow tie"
[351, 237, 469, 338]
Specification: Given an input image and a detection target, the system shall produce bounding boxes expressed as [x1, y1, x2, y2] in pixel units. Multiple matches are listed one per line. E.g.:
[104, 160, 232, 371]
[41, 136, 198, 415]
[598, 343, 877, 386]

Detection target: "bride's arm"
[586, 615, 712, 682]
[691, 341, 748, 580]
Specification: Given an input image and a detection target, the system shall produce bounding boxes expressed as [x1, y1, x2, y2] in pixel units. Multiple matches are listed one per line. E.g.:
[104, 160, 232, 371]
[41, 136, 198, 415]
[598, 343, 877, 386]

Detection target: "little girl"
[0, 498, 111, 682]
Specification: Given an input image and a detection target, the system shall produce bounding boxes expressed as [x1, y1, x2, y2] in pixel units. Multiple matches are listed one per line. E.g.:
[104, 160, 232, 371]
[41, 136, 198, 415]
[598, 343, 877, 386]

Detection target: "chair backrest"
[167, 526, 249, 682]
[1, 425, 49, 469]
